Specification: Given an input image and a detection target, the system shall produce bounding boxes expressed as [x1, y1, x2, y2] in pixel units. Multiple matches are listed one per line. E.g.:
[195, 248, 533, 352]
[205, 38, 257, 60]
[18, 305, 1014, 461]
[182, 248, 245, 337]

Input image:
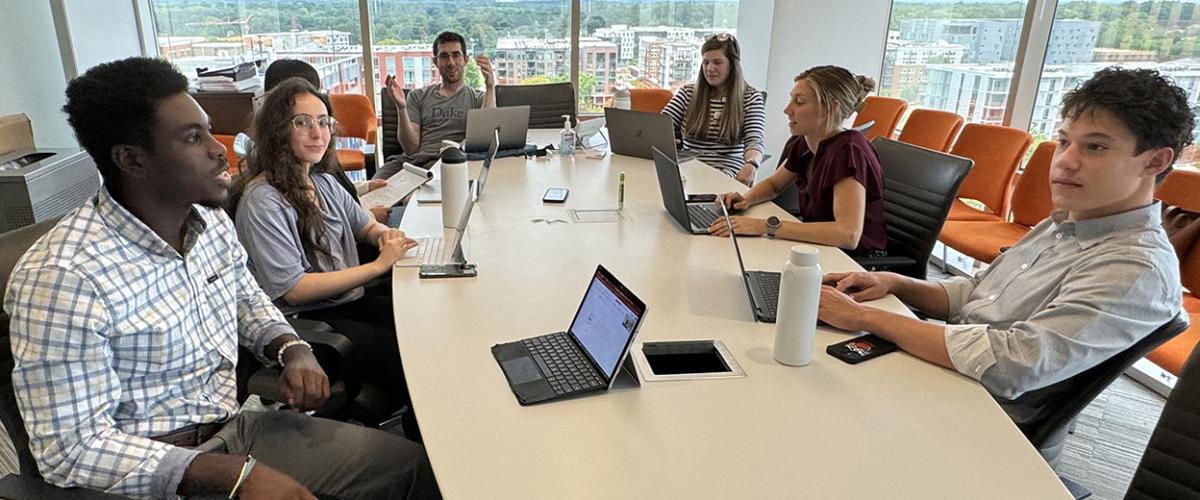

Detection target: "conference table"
[391, 132, 1069, 499]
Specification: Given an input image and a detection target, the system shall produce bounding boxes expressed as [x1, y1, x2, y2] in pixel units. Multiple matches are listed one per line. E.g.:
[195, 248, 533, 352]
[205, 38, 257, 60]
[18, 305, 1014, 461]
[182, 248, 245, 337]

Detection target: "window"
[582, 2, 739, 110]
[151, 0, 365, 95]
[1031, 1, 1200, 163]
[153, 0, 744, 116]
[369, 0, 570, 103]
[878, 1, 1029, 122]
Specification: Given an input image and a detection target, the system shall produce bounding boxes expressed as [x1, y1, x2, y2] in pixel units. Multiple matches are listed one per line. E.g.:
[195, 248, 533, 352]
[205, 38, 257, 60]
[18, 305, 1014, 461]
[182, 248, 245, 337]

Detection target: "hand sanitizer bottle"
[559, 115, 577, 156]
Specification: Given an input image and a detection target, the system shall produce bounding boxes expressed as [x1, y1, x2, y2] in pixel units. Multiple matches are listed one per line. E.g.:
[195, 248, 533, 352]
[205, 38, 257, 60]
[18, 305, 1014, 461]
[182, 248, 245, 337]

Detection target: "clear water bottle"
[559, 114, 577, 156]
[774, 245, 822, 366]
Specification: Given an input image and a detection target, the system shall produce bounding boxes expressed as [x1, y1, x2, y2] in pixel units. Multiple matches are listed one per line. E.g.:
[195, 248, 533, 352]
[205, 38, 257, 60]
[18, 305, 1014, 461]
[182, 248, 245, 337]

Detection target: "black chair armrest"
[0, 475, 129, 500]
[852, 255, 917, 271]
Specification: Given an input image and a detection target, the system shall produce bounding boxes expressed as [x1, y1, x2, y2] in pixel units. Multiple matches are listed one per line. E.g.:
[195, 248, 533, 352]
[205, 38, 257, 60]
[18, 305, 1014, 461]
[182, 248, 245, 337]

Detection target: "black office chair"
[853, 138, 973, 280]
[1125, 336, 1200, 500]
[495, 82, 576, 129]
[379, 86, 411, 164]
[998, 314, 1190, 452]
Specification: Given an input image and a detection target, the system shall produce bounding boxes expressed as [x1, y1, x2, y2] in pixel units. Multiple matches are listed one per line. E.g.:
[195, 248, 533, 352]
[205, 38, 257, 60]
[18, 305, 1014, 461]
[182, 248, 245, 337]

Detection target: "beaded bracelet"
[276, 339, 313, 367]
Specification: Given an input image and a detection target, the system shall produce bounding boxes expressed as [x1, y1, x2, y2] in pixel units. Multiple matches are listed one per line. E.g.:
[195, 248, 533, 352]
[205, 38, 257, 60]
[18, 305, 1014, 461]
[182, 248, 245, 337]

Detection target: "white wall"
[0, 0, 146, 150]
[0, 0, 75, 148]
[738, 0, 892, 175]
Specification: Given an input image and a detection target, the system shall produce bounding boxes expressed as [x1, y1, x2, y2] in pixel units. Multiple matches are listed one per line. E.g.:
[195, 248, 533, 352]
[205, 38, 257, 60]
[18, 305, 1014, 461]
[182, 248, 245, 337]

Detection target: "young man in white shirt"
[818, 67, 1189, 417]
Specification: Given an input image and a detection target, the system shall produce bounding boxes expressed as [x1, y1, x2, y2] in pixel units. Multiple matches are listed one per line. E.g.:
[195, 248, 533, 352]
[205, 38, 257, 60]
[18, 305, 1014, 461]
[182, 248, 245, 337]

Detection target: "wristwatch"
[765, 216, 781, 239]
[747, 156, 762, 169]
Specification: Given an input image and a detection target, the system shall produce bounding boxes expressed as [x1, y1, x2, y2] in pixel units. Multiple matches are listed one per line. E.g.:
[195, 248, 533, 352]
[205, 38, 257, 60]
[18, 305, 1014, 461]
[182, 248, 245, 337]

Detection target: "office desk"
[392, 149, 1068, 499]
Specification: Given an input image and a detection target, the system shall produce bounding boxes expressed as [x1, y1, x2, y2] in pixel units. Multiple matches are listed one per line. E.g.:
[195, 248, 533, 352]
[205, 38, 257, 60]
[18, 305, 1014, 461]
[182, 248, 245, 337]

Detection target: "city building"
[899, 18, 1098, 65]
[374, 44, 436, 90]
[880, 39, 966, 99]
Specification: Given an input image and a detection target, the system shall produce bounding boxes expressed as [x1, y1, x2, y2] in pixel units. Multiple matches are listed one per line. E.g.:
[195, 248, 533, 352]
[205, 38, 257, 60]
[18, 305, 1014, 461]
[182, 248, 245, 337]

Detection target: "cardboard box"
[0, 114, 35, 156]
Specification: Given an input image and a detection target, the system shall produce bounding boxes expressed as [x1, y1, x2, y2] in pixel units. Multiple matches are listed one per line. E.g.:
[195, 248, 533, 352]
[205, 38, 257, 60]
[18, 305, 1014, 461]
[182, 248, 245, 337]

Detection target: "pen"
[619, 172, 625, 208]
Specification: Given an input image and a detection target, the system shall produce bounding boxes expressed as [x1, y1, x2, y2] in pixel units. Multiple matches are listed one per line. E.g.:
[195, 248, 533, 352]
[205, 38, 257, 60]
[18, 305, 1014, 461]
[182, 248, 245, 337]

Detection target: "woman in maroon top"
[710, 65, 887, 255]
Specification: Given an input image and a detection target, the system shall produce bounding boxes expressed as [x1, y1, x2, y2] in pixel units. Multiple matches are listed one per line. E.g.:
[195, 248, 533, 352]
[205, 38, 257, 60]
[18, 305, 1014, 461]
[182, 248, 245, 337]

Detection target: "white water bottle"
[774, 245, 822, 366]
[440, 147, 468, 228]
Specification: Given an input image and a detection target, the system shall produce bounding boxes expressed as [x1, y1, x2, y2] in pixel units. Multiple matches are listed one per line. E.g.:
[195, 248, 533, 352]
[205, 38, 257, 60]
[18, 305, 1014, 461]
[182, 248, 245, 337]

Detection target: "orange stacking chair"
[852, 96, 907, 141]
[938, 141, 1056, 263]
[214, 134, 241, 175]
[1147, 169, 1200, 376]
[945, 123, 1032, 222]
[630, 88, 674, 113]
[896, 109, 964, 152]
[329, 93, 378, 172]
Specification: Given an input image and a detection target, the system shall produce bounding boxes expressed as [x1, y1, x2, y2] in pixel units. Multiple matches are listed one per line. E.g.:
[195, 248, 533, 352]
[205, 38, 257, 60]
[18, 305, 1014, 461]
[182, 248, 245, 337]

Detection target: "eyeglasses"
[291, 114, 336, 132]
[707, 33, 736, 43]
[436, 51, 466, 62]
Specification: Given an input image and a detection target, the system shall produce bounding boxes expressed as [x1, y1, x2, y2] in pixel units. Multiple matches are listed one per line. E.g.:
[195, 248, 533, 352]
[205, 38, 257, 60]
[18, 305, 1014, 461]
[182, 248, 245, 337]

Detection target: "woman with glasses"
[661, 33, 766, 187]
[709, 65, 886, 256]
[232, 78, 417, 422]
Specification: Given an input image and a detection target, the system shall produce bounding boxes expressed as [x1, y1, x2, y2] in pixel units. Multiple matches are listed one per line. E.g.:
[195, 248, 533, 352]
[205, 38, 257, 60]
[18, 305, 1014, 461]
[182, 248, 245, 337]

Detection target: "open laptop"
[492, 264, 647, 405]
[404, 131, 499, 273]
[718, 199, 781, 323]
[651, 146, 721, 234]
[605, 108, 693, 161]
[464, 106, 530, 153]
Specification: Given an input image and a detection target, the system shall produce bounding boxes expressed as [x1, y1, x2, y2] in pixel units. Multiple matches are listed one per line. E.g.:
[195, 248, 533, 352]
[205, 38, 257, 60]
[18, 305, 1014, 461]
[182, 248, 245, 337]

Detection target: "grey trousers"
[196, 410, 441, 500]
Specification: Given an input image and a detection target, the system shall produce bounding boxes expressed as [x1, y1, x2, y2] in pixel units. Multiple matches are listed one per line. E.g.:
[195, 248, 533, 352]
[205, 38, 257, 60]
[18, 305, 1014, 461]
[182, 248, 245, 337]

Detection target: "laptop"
[605, 107, 694, 161]
[492, 264, 648, 405]
[718, 199, 781, 323]
[651, 146, 722, 234]
[413, 132, 500, 278]
[464, 105, 530, 153]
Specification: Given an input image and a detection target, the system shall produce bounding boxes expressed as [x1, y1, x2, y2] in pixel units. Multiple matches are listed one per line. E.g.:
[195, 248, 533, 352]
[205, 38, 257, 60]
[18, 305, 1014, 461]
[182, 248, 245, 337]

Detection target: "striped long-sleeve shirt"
[661, 83, 766, 177]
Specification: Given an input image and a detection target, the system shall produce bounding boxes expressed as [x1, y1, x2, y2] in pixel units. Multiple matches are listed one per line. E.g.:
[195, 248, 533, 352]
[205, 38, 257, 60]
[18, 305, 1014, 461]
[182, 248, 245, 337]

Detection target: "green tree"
[465, 57, 483, 90]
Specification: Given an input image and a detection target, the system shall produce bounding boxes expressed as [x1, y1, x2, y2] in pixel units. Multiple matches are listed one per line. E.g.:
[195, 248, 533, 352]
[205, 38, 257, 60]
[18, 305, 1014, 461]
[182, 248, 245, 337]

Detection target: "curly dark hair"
[232, 78, 341, 263]
[264, 59, 321, 92]
[62, 57, 189, 185]
[1061, 67, 1196, 180]
[433, 31, 467, 56]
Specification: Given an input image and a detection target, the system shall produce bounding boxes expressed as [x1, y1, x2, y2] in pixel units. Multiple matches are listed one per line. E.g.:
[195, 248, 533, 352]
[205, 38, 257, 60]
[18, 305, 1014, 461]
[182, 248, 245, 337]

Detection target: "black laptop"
[719, 200, 781, 323]
[492, 265, 648, 405]
[651, 146, 722, 234]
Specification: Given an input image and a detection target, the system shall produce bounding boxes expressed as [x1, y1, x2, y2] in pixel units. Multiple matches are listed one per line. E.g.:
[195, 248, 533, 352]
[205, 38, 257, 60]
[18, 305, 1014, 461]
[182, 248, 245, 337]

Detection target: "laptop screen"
[568, 266, 647, 380]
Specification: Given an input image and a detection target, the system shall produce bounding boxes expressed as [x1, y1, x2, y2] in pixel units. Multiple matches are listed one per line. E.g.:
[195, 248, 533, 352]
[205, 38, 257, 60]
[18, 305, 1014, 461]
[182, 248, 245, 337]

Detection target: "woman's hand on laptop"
[718, 192, 749, 211]
[708, 216, 767, 237]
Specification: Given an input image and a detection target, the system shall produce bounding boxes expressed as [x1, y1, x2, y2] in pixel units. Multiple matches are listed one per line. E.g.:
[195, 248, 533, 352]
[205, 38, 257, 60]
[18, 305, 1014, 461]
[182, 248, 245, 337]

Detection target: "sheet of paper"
[359, 163, 432, 208]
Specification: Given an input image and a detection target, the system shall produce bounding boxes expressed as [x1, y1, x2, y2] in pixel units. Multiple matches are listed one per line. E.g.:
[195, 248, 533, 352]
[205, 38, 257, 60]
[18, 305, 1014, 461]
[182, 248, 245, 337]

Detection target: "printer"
[0, 148, 100, 233]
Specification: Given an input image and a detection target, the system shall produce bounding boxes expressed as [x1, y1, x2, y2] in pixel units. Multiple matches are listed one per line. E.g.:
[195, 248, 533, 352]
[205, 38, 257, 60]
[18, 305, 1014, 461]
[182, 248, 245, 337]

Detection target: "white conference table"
[391, 135, 1069, 499]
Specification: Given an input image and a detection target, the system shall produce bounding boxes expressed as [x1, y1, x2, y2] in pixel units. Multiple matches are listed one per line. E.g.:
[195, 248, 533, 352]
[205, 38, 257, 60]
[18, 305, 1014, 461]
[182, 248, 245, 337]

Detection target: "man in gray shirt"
[376, 31, 496, 177]
[817, 68, 1190, 419]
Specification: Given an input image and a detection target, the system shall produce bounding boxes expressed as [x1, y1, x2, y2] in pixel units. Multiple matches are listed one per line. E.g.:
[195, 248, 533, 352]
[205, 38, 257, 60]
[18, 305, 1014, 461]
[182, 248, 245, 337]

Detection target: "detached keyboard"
[395, 236, 447, 267]
[522, 333, 603, 395]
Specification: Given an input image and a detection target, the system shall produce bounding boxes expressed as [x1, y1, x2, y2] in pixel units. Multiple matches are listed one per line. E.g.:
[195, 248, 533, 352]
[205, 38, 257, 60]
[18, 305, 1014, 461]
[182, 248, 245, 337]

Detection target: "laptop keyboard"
[522, 333, 604, 395]
[687, 204, 720, 228]
[749, 271, 781, 319]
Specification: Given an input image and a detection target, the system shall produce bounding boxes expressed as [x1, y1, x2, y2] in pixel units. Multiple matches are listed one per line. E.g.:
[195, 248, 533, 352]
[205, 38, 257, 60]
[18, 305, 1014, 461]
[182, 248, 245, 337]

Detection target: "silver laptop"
[605, 107, 693, 161]
[465, 105, 530, 153]
[651, 146, 721, 234]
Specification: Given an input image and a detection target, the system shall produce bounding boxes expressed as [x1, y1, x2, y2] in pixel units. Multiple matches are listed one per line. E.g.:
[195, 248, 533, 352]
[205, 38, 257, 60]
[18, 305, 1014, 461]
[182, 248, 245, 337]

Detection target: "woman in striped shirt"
[662, 33, 766, 186]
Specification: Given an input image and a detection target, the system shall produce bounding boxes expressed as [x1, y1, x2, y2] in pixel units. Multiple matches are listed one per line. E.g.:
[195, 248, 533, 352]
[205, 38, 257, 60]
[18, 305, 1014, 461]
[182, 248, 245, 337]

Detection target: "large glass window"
[151, 0, 365, 95]
[1032, 1, 1200, 162]
[581, 2, 739, 111]
[879, 1, 1029, 124]
[369, 0, 570, 103]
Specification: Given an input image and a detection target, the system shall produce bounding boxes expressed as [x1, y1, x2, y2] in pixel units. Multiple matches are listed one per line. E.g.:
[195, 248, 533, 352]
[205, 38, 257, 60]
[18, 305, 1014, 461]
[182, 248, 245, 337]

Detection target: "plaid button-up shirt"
[4, 189, 293, 498]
